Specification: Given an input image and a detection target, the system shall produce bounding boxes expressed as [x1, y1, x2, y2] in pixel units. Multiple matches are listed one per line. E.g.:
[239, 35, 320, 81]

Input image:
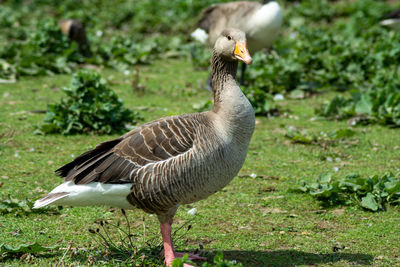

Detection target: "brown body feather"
[58, 19, 91, 56]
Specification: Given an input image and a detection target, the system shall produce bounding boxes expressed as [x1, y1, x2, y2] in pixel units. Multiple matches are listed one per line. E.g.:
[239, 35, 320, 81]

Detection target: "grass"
[1, 58, 400, 266]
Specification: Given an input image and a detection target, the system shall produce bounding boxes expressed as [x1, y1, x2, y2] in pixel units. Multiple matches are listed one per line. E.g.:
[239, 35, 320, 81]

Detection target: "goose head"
[214, 28, 252, 65]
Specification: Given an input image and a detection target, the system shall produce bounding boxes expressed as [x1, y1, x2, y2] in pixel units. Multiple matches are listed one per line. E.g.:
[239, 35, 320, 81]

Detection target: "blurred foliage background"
[1, 1, 400, 265]
[1, 0, 400, 125]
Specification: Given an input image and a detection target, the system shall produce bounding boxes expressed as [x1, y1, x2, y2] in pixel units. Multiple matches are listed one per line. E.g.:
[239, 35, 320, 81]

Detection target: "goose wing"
[56, 115, 201, 185]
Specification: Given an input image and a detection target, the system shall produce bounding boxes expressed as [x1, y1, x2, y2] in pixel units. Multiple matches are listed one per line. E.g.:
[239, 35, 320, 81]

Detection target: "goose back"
[197, 1, 282, 53]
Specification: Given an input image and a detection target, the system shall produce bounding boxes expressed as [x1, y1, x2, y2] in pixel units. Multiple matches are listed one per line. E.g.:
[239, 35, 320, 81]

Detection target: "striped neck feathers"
[211, 49, 238, 112]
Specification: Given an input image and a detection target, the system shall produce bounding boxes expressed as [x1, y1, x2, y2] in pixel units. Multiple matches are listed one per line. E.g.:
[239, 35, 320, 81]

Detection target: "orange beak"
[234, 42, 252, 65]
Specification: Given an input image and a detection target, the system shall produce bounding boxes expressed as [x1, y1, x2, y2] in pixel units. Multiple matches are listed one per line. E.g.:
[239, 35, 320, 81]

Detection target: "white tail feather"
[33, 192, 69, 209]
[33, 181, 134, 210]
[381, 19, 400, 31]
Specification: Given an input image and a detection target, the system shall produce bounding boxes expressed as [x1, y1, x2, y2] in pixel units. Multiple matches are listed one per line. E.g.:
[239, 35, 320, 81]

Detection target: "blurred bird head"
[214, 28, 252, 65]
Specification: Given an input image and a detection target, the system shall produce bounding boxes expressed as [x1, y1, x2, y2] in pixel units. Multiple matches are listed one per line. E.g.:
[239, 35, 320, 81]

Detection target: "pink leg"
[160, 220, 206, 267]
[160, 219, 178, 266]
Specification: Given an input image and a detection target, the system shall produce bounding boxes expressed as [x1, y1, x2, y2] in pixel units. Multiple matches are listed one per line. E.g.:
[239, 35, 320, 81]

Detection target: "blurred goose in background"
[59, 19, 91, 56]
[380, 8, 400, 32]
[192, 0, 282, 85]
[34, 28, 255, 267]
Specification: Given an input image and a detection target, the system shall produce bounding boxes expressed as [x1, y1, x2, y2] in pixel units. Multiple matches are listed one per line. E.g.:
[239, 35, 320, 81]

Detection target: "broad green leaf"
[361, 193, 378, 211]
[384, 180, 400, 194]
[171, 258, 183, 267]
[355, 94, 373, 115]
[297, 172, 400, 211]
[319, 172, 332, 183]
[289, 89, 305, 99]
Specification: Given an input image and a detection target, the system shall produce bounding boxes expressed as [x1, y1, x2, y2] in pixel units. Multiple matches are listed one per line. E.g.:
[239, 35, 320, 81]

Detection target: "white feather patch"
[246, 1, 282, 50]
[191, 28, 209, 43]
[381, 19, 400, 31]
[34, 181, 134, 209]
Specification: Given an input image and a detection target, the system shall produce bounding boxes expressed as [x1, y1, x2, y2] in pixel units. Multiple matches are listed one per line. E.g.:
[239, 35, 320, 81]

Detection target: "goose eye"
[227, 35, 232, 41]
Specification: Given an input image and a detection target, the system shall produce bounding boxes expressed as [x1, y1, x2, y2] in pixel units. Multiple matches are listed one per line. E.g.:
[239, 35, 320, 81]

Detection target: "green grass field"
[1, 58, 399, 266]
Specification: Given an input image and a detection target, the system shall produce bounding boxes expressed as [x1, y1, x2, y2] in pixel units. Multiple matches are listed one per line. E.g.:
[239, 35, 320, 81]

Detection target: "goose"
[192, 0, 282, 85]
[381, 8, 400, 32]
[34, 28, 255, 267]
[59, 19, 91, 56]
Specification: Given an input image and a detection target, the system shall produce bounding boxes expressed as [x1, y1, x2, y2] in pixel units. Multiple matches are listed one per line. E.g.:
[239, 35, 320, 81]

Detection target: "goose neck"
[211, 50, 238, 111]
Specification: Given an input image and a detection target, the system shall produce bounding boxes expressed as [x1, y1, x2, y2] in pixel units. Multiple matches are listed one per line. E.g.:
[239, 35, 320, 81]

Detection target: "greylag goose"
[59, 19, 91, 56]
[381, 8, 400, 32]
[34, 28, 255, 267]
[192, 0, 282, 85]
